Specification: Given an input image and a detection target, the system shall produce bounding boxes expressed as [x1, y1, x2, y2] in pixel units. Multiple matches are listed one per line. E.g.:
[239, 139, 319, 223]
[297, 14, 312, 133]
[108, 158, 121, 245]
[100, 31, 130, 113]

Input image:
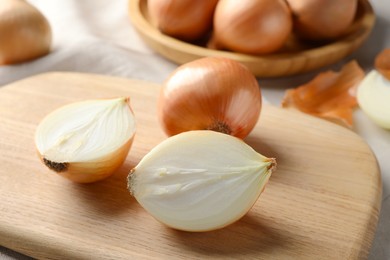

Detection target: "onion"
[0, 0, 52, 65]
[357, 70, 390, 129]
[35, 97, 136, 183]
[128, 130, 276, 232]
[286, 0, 357, 41]
[158, 57, 262, 139]
[357, 49, 390, 129]
[147, 0, 219, 41]
[211, 0, 292, 55]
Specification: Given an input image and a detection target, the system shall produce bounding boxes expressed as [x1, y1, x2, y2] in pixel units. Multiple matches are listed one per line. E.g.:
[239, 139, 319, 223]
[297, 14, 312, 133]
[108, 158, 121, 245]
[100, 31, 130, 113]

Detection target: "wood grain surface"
[0, 72, 382, 259]
[128, 0, 375, 78]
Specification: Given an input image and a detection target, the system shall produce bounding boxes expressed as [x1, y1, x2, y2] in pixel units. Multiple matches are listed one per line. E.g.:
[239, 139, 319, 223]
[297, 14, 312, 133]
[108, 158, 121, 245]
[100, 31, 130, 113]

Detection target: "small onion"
[286, 0, 357, 41]
[158, 57, 262, 139]
[212, 0, 292, 55]
[0, 0, 52, 65]
[147, 0, 219, 41]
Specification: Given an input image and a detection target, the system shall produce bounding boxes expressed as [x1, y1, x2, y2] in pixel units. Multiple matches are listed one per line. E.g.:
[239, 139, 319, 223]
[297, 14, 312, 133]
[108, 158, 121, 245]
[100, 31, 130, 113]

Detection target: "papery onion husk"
[158, 57, 262, 139]
[0, 0, 52, 65]
[35, 97, 136, 183]
[128, 130, 276, 232]
[281, 60, 365, 128]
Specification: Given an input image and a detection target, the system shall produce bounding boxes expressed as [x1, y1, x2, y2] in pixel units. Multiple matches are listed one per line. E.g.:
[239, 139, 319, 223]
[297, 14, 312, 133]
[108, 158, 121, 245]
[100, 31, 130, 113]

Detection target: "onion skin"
[38, 137, 134, 183]
[0, 0, 52, 65]
[375, 48, 390, 81]
[212, 0, 292, 55]
[286, 0, 357, 41]
[281, 60, 364, 128]
[147, 0, 218, 41]
[158, 57, 262, 139]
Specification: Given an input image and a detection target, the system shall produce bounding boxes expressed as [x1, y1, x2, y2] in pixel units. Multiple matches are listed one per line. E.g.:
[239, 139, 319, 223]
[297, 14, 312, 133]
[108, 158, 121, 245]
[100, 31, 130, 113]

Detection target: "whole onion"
[147, 0, 219, 41]
[158, 57, 262, 139]
[286, 0, 358, 41]
[212, 0, 293, 55]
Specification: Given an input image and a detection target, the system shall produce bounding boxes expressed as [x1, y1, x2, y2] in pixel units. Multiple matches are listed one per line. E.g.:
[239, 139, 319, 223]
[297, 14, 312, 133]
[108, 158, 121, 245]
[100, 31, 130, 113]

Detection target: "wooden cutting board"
[0, 72, 381, 259]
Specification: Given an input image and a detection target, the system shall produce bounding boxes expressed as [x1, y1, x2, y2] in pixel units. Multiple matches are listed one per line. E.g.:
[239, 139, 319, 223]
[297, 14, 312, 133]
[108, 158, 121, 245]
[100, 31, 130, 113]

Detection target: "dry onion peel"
[127, 130, 276, 232]
[375, 48, 390, 81]
[281, 60, 365, 128]
[158, 57, 262, 139]
[357, 70, 390, 129]
[0, 0, 52, 65]
[35, 97, 136, 183]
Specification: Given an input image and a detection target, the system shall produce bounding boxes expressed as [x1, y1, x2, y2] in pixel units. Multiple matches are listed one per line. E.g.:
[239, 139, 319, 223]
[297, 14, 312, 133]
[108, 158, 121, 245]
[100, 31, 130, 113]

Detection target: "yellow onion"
[158, 57, 262, 139]
[147, 0, 219, 41]
[0, 0, 52, 65]
[357, 70, 390, 129]
[128, 130, 276, 232]
[286, 0, 357, 41]
[211, 0, 292, 55]
[35, 97, 136, 183]
[357, 49, 390, 129]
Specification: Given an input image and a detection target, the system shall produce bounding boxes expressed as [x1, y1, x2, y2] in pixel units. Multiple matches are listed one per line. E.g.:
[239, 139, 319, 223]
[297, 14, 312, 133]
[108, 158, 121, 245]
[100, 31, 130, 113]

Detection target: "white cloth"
[1, 0, 389, 259]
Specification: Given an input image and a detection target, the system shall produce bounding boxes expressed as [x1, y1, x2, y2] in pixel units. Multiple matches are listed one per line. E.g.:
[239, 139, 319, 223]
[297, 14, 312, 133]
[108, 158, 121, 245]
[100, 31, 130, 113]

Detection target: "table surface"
[0, 0, 389, 259]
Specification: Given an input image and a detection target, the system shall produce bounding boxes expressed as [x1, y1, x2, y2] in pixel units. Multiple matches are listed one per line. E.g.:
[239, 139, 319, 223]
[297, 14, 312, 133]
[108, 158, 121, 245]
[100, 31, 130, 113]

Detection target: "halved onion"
[35, 97, 136, 183]
[357, 70, 390, 129]
[128, 130, 276, 232]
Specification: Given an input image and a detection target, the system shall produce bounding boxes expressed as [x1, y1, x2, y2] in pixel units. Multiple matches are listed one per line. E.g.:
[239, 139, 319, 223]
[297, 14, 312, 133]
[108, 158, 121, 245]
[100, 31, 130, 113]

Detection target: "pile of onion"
[357, 49, 390, 129]
[147, 0, 358, 55]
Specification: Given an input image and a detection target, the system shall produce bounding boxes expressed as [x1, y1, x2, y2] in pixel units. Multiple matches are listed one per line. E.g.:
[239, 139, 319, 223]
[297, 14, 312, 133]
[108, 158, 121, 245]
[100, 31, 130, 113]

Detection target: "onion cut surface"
[35, 97, 136, 183]
[357, 70, 390, 129]
[128, 130, 276, 232]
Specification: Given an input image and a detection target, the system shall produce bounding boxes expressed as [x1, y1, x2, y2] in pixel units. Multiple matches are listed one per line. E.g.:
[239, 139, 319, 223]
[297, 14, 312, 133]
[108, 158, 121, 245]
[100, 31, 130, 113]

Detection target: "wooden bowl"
[129, 0, 375, 78]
